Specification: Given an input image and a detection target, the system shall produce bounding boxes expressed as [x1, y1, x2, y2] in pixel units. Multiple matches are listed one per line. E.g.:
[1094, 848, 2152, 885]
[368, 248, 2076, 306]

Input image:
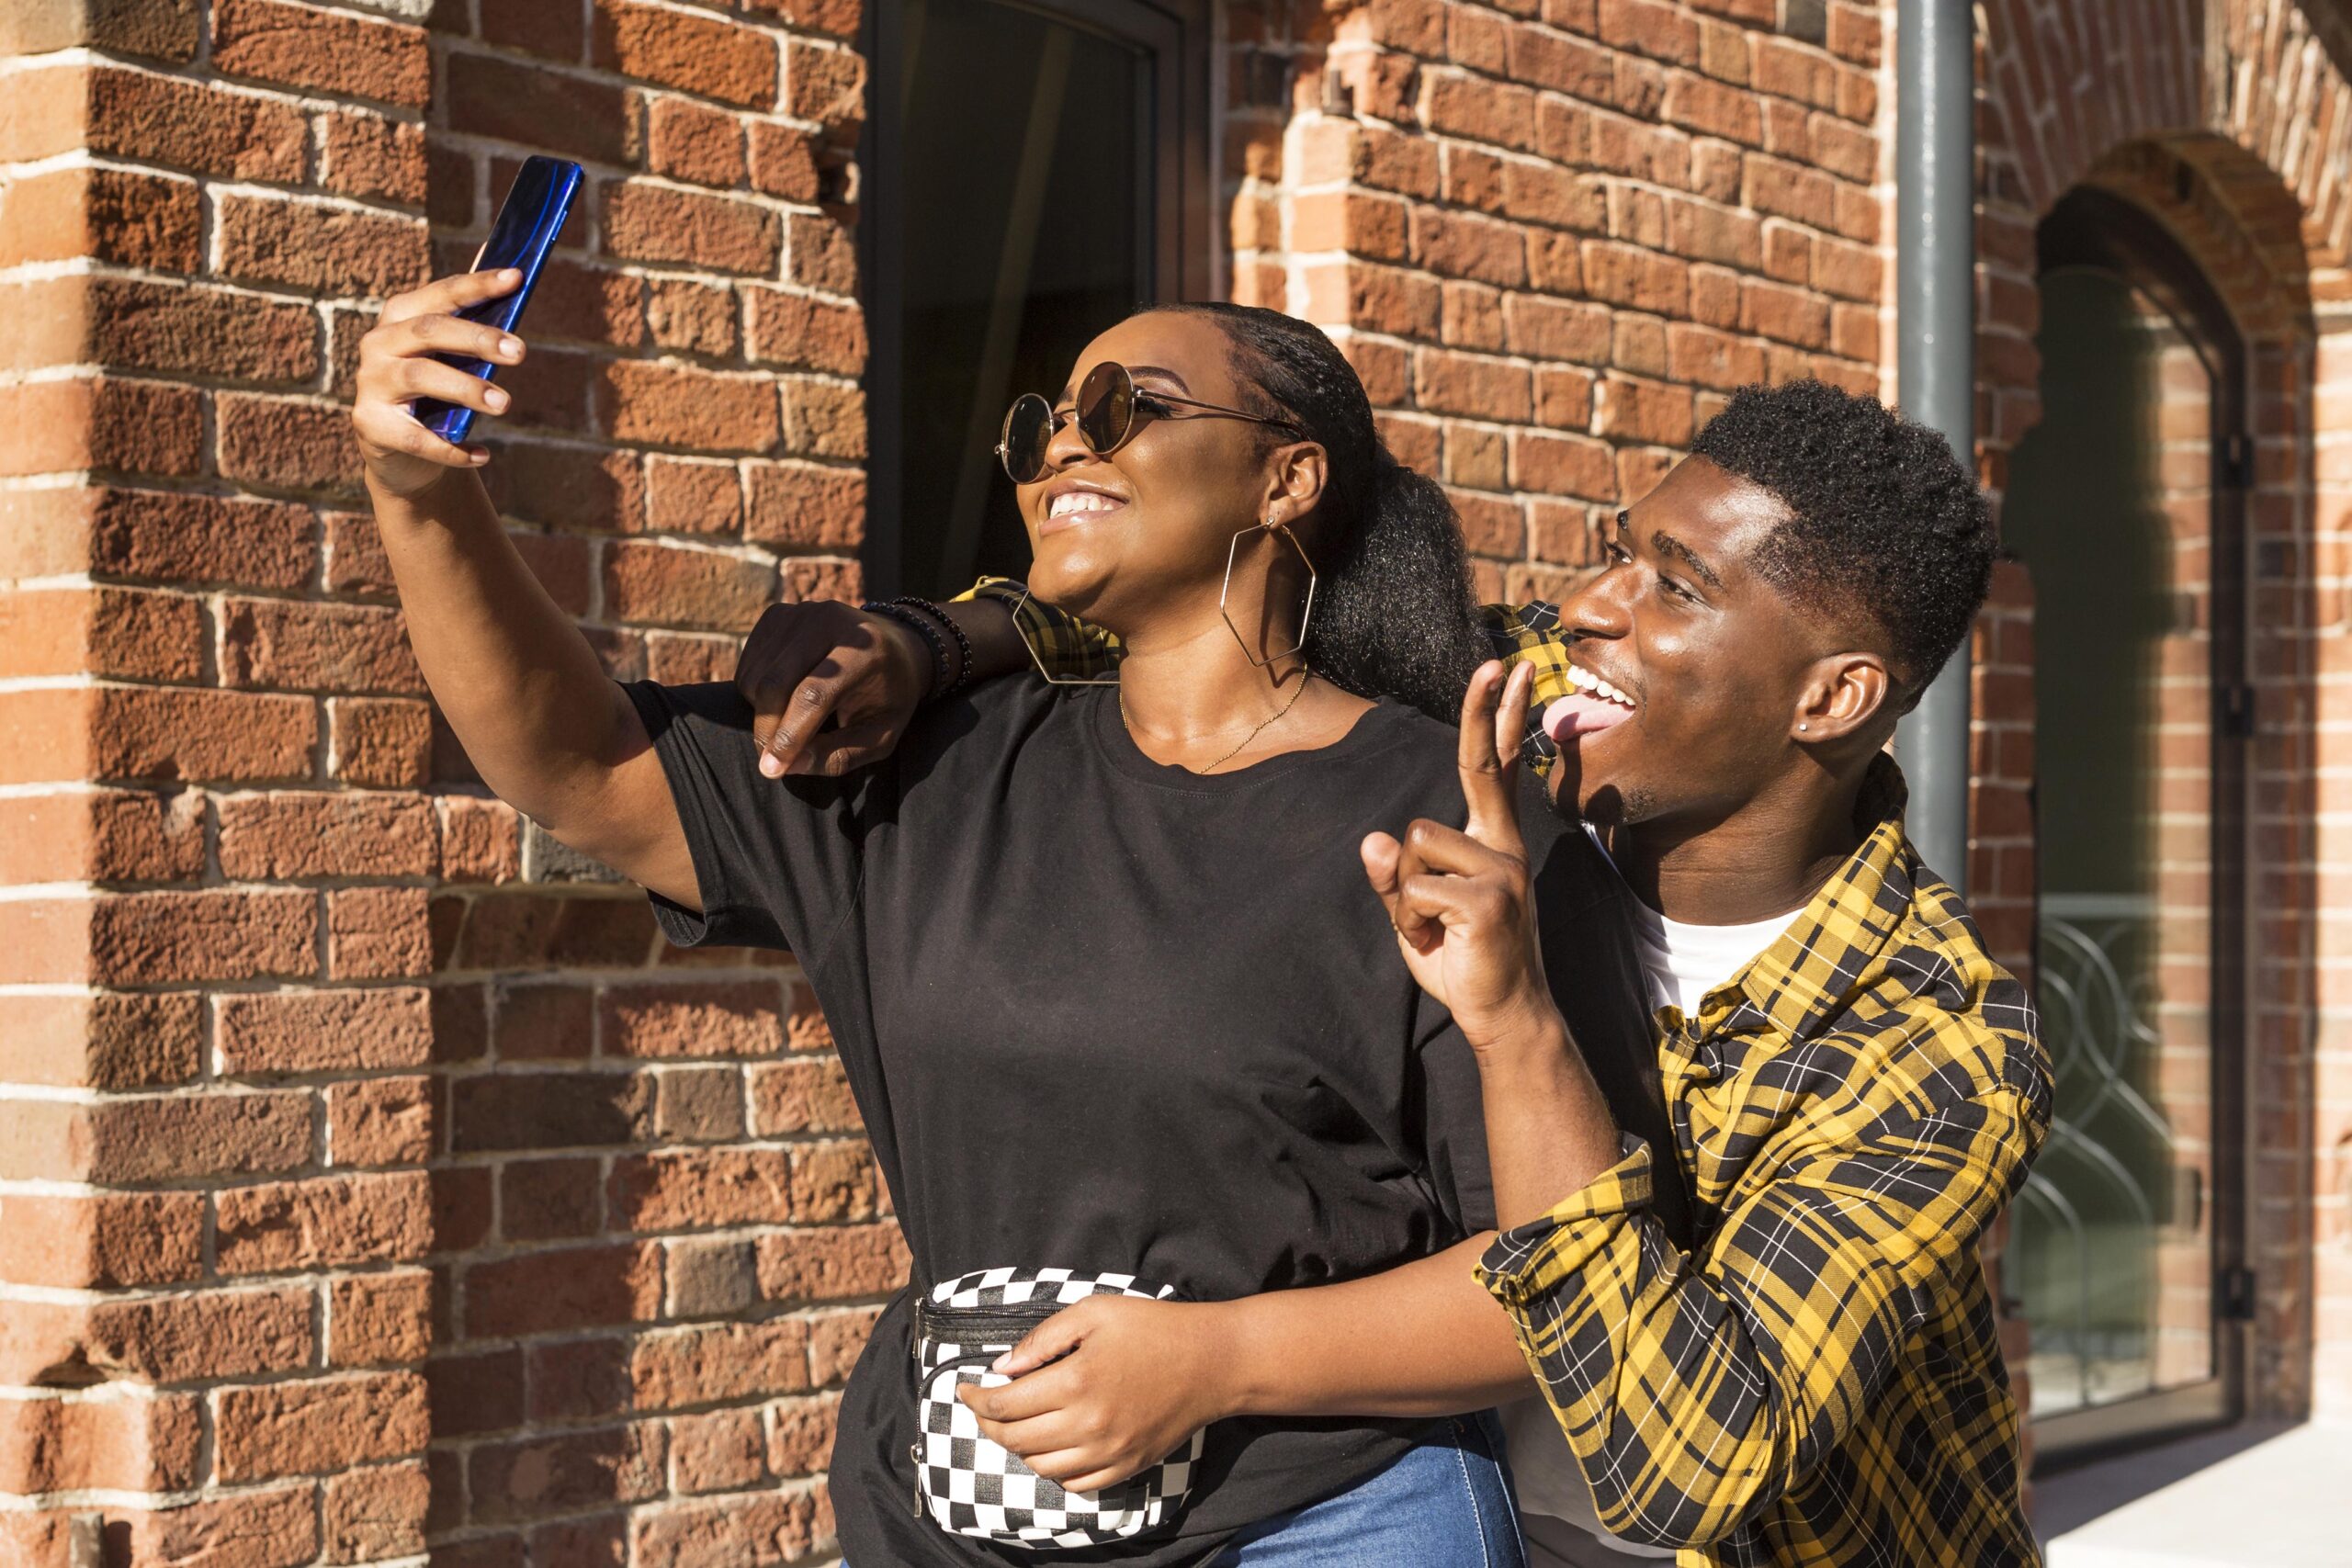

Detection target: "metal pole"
[1894, 0, 1975, 896]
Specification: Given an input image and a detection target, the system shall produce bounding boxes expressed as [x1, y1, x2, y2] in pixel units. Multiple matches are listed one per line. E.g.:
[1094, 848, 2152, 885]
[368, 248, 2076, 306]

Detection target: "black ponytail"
[1152, 302, 1488, 721]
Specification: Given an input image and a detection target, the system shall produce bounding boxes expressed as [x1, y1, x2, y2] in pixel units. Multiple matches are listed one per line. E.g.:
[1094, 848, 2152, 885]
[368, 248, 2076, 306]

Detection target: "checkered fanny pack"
[910, 1267, 1204, 1550]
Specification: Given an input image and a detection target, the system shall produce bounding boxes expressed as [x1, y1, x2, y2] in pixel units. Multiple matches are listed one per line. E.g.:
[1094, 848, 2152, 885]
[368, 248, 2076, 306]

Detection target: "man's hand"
[733, 601, 930, 779]
[1362, 660, 1557, 1051]
[956, 1295, 1228, 1494]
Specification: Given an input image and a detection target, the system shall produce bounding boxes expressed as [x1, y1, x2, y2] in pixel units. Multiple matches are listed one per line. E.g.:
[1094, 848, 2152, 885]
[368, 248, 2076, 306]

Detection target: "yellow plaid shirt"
[970, 582, 2052, 1565]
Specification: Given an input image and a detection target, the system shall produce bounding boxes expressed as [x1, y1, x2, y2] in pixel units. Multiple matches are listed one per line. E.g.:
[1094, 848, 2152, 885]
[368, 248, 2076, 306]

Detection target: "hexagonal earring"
[1221, 520, 1317, 669]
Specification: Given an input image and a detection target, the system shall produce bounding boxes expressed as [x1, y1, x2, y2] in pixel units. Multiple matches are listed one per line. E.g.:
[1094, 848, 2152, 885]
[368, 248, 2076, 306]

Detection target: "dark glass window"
[862, 0, 1208, 596]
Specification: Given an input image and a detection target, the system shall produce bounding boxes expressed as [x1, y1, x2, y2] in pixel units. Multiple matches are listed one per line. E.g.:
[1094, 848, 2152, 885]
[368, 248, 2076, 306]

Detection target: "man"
[738, 379, 2049, 1565]
[1363, 380, 2050, 1567]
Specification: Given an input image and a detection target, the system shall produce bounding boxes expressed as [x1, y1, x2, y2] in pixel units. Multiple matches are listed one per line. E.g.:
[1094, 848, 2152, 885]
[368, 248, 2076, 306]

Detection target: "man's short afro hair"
[1690, 378, 1994, 696]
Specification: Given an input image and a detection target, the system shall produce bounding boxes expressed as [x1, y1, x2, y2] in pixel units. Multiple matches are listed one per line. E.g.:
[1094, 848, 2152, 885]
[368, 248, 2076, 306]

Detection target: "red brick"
[217, 393, 364, 497]
[69, 486, 315, 590]
[328, 1075, 434, 1167]
[470, 1424, 666, 1523]
[125, 1486, 318, 1568]
[83, 888, 315, 986]
[452, 1070, 653, 1151]
[1422, 69, 1542, 155]
[0, 165, 199, 272]
[0, 584, 199, 684]
[0, 376, 201, 479]
[649, 95, 749, 190]
[786, 210, 858, 294]
[214, 1372, 429, 1483]
[631, 1318, 811, 1409]
[648, 276, 740, 357]
[673, 1408, 767, 1495]
[324, 1461, 430, 1562]
[1410, 209, 1528, 288]
[596, 0, 777, 107]
[647, 457, 745, 536]
[214, 987, 431, 1080]
[216, 792, 436, 881]
[0, 0, 199, 58]
[0, 1191, 203, 1289]
[1668, 322, 1770, 389]
[1599, 0, 1699, 62]
[603, 360, 782, 454]
[1740, 277, 1833, 349]
[784, 38, 865, 132]
[220, 598, 422, 696]
[332, 697, 433, 788]
[778, 557, 861, 605]
[1, 1287, 312, 1387]
[82, 62, 308, 180]
[0, 1391, 200, 1493]
[1581, 241, 1690, 313]
[807, 1303, 876, 1381]
[0, 1087, 311, 1183]
[743, 0, 860, 36]
[1595, 374, 1696, 445]
[463, 1242, 663, 1338]
[780, 379, 865, 459]
[480, 0, 584, 57]
[218, 1171, 432, 1275]
[482, 442, 646, 532]
[1510, 430, 1619, 500]
[604, 180, 780, 275]
[743, 461, 864, 550]
[0, 275, 318, 383]
[748, 120, 820, 200]
[502, 1156, 605, 1241]
[604, 540, 776, 632]
[440, 796, 523, 883]
[655, 1066, 746, 1142]
[0, 992, 200, 1092]
[447, 50, 636, 168]
[748, 1055, 861, 1134]
[1413, 349, 1532, 422]
[322, 110, 428, 205]
[213, 0, 429, 107]
[765, 1392, 840, 1478]
[632, 1491, 822, 1568]
[330, 886, 434, 979]
[1663, 69, 1764, 144]
[754, 1223, 910, 1305]
[0, 687, 301, 786]
[326, 1270, 432, 1369]
[0, 788, 205, 886]
[492, 982, 594, 1063]
[602, 981, 785, 1058]
[745, 287, 867, 375]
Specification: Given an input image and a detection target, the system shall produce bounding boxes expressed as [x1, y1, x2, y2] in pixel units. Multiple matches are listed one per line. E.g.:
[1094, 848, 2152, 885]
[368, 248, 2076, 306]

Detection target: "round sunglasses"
[996, 360, 1301, 485]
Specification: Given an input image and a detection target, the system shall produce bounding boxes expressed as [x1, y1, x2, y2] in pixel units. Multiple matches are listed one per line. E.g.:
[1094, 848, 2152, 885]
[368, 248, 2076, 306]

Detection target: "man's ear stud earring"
[1799, 723, 1810, 731]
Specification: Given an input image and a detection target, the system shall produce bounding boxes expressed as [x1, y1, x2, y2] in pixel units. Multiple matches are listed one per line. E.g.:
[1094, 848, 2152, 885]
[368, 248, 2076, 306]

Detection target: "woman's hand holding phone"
[352, 268, 528, 499]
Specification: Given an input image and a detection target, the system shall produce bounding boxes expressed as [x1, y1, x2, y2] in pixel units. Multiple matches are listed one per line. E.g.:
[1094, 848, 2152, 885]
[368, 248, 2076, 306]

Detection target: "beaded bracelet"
[891, 596, 973, 698]
[862, 600, 949, 699]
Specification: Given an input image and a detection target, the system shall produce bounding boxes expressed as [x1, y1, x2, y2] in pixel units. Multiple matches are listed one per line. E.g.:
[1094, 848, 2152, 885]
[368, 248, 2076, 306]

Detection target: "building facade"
[0, 0, 2346, 1561]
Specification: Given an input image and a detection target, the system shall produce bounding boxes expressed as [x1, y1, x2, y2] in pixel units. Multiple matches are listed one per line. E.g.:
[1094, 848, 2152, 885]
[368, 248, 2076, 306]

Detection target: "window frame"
[856, 0, 1214, 598]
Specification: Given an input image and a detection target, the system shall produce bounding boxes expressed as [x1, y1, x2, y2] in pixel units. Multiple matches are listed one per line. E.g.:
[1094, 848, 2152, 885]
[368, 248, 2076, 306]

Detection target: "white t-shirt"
[1508, 839, 1799, 1563]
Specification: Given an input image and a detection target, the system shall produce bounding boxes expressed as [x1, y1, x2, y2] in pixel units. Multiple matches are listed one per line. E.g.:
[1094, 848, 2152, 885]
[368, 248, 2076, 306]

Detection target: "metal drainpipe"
[1894, 0, 1976, 896]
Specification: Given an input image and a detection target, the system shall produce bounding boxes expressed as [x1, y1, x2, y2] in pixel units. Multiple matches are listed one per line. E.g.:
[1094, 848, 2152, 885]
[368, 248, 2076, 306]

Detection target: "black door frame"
[856, 0, 1214, 597]
[2024, 185, 2255, 1472]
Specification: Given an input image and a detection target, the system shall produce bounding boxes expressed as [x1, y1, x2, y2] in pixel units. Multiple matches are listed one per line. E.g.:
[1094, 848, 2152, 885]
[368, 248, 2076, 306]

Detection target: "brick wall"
[0, 0, 876, 1562]
[3, 1, 2350, 1561]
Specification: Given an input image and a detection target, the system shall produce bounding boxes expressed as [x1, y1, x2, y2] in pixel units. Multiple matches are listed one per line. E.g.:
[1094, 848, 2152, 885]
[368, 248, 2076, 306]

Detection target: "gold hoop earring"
[1005, 585, 1120, 686]
[1221, 520, 1317, 669]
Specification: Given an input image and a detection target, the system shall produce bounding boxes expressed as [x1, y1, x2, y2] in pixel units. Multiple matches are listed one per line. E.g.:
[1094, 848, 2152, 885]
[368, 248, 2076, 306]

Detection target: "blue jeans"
[1207, 1411, 1527, 1567]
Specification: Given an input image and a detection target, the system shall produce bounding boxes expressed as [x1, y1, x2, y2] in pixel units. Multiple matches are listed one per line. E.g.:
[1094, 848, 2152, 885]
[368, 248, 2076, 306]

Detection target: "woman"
[353, 276, 1535, 1565]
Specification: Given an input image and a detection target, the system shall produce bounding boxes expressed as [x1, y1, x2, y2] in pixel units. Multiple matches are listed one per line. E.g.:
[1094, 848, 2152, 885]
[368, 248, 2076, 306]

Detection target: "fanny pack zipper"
[908, 1297, 1067, 1519]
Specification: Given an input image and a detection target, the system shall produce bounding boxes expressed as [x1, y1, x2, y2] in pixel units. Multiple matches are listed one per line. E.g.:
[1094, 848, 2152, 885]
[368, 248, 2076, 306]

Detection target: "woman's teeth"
[1047, 491, 1123, 520]
[1566, 664, 1635, 708]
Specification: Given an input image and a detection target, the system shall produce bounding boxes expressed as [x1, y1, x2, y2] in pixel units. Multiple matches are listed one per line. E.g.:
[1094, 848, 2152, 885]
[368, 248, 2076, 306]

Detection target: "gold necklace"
[1121, 671, 1316, 774]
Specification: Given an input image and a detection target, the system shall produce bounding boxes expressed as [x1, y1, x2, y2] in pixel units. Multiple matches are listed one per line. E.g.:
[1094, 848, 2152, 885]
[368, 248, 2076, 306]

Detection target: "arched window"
[2005, 186, 2255, 1466]
[858, 0, 1212, 596]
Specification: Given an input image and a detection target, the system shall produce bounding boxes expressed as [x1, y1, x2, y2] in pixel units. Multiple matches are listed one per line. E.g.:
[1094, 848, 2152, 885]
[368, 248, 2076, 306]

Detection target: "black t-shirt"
[624, 675, 1668, 1567]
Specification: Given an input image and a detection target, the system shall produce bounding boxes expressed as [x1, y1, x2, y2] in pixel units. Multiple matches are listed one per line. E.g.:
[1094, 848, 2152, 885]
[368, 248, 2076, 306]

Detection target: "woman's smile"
[1038, 478, 1130, 536]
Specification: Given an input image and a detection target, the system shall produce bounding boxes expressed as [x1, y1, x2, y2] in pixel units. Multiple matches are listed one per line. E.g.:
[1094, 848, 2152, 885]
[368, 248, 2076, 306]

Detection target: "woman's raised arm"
[353, 269, 697, 906]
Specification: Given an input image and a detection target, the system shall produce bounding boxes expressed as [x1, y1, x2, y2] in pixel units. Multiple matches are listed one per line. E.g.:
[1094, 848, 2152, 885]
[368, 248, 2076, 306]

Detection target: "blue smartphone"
[413, 154, 582, 446]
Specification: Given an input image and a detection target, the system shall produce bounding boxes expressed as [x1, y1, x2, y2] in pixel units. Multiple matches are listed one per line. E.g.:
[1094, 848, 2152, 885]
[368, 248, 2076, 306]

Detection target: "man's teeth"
[1567, 665, 1634, 708]
[1048, 491, 1122, 519]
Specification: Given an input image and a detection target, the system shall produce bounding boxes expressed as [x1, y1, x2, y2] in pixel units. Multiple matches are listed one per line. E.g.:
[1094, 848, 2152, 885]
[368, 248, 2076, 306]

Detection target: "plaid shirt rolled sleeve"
[1478, 1064, 2044, 1559]
[956, 576, 1124, 681]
